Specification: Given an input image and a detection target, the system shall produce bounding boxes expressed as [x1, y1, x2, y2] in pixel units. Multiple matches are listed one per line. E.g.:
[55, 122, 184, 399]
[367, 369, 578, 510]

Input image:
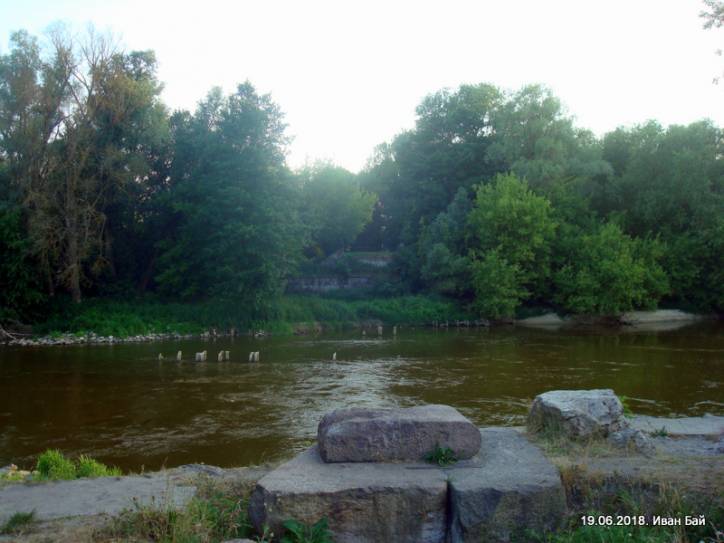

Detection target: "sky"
[1, 0, 722, 172]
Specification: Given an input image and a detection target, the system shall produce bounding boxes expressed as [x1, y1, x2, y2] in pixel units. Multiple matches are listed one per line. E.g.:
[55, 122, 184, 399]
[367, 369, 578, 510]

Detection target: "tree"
[155, 83, 303, 313]
[554, 223, 667, 315]
[299, 163, 377, 256]
[0, 28, 167, 302]
[467, 173, 557, 317]
[418, 187, 472, 296]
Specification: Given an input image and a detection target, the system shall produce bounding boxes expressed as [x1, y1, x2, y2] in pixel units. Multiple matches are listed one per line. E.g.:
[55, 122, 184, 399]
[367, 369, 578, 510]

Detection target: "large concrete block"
[528, 389, 627, 439]
[448, 428, 566, 543]
[248, 446, 448, 543]
[317, 404, 481, 463]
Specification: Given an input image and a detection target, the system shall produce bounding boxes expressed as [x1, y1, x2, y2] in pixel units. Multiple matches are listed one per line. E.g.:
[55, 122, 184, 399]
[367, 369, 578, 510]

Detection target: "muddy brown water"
[1, 322, 722, 472]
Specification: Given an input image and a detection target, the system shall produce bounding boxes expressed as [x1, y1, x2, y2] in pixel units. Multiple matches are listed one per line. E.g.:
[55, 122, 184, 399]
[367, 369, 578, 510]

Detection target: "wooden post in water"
[218, 351, 224, 362]
[332, 352, 337, 361]
[224, 350, 230, 361]
[177, 351, 182, 361]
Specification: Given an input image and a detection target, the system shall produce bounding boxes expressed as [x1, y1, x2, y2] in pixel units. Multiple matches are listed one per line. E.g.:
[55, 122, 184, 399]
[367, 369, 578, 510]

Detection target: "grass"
[424, 445, 458, 467]
[35, 449, 121, 481]
[549, 464, 724, 543]
[100, 475, 252, 542]
[281, 517, 334, 543]
[0, 511, 36, 535]
[33, 294, 470, 338]
[651, 427, 668, 438]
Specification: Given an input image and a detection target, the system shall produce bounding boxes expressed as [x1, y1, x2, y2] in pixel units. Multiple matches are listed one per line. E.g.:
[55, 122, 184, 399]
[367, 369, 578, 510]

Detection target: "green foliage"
[33, 295, 469, 338]
[470, 250, 528, 320]
[35, 449, 77, 480]
[281, 517, 334, 543]
[0, 511, 36, 535]
[554, 223, 668, 316]
[104, 484, 250, 542]
[0, 204, 45, 321]
[35, 449, 121, 481]
[1, 28, 723, 323]
[467, 174, 556, 318]
[76, 455, 122, 478]
[424, 445, 458, 467]
[300, 163, 377, 255]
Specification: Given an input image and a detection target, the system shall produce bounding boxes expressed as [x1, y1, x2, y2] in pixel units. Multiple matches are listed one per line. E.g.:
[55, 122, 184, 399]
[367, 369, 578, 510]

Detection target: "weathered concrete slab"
[0, 473, 195, 523]
[528, 389, 627, 438]
[317, 404, 481, 463]
[0, 464, 266, 525]
[249, 446, 448, 543]
[447, 428, 566, 543]
[630, 415, 724, 438]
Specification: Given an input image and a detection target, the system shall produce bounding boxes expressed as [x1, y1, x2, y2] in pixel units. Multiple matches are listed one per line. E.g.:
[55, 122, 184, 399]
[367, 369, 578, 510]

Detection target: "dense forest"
[1, 27, 723, 333]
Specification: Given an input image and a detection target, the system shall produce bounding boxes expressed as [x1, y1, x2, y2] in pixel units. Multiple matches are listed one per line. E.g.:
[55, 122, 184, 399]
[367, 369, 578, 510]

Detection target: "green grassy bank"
[32, 295, 471, 338]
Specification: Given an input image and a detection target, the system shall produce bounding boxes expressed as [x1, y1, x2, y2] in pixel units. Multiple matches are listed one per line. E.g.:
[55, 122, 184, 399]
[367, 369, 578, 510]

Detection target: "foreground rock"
[448, 428, 566, 543]
[249, 446, 448, 542]
[317, 404, 481, 462]
[528, 389, 627, 439]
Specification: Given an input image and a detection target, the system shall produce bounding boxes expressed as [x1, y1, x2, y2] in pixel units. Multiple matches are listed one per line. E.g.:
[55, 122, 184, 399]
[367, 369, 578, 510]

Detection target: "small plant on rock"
[281, 517, 334, 543]
[425, 445, 458, 466]
[651, 426, 668, 438]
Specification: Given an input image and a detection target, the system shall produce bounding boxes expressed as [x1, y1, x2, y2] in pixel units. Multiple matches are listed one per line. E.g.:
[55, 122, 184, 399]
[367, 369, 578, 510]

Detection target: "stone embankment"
[250, 404, 566, 542]
[1, 393, 722, 542]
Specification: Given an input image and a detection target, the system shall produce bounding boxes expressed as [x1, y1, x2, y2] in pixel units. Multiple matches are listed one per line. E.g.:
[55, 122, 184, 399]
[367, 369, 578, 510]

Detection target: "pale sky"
[1, 0, 722, 172]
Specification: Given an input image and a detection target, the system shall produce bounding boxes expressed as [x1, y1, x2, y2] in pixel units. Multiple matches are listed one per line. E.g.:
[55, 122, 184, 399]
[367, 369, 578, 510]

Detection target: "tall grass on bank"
[36, 449, 121, 480]
[34, 295, 470, 338]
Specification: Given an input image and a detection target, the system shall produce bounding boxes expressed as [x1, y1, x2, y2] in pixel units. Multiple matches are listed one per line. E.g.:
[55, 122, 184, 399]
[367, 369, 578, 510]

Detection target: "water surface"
[1, 322, 722, 471]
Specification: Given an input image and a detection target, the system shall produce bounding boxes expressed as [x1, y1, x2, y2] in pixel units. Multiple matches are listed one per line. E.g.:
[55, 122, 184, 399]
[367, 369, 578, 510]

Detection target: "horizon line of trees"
[1, 28, 723, 324]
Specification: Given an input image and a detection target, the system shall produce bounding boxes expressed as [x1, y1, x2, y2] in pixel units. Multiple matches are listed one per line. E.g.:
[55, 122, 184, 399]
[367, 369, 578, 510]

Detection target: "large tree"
[155, 83, 303, 313]
[0, 28, 167, 302]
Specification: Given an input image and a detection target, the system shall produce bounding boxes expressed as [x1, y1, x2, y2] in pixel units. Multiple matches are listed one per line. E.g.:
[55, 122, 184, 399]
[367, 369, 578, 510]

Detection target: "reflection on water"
[0, 322, 722, 470]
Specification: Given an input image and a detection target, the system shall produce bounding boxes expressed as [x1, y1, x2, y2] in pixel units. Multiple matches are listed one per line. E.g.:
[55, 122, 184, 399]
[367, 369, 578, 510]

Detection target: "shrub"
[76, 455, 122, 478]
[36, 449, 77, 480]
[35, 450, 121, 481]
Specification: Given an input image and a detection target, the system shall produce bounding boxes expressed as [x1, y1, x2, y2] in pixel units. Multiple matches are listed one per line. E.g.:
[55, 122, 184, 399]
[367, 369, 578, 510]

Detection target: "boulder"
[448, 428, 566, 543]
[249, 446, 448, 543]
[317, 404, 481, 463]
[528, 389, 627, 439]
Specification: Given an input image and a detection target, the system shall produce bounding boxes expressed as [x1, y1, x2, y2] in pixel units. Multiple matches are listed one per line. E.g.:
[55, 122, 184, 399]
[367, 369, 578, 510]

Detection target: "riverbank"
[1, 414, 721, 542]
[1, 294, 714, 347]
[1, 295, 471, 346]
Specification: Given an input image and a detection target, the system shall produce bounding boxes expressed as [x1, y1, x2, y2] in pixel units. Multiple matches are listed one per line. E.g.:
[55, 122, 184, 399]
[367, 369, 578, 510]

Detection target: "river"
[1, 322, 722, 471]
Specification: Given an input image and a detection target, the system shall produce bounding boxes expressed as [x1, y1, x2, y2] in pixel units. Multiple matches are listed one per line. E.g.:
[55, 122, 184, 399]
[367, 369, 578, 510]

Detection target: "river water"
[1, 322, 722, 471]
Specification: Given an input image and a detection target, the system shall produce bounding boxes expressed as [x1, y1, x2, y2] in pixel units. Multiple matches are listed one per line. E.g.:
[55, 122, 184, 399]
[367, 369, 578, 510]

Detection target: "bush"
[35, 450, 120, 481]
[36, 450, 77, 480]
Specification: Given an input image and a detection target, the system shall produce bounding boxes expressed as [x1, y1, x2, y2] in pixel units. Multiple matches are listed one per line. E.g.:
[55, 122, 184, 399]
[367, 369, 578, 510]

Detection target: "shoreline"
[1, 308, 715, 348]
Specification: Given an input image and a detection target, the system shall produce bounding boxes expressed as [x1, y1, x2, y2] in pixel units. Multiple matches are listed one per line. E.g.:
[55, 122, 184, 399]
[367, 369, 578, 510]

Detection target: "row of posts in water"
[157, 350, 259, 362]
[157, 325, 405, 362]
